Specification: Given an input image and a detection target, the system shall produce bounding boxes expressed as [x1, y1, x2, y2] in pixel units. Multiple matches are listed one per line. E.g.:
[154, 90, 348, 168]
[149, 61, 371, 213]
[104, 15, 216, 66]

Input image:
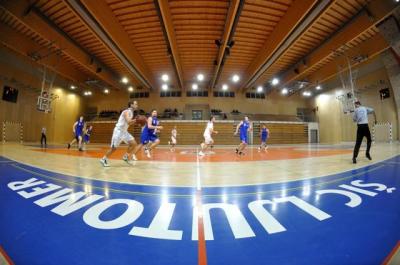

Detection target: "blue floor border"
[0, 155, 400, 264]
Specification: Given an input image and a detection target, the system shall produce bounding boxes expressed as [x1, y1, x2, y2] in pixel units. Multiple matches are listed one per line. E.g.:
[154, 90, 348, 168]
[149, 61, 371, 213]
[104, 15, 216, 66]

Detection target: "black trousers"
[353, 124, 371, 158]
[41, 133, 47, 147]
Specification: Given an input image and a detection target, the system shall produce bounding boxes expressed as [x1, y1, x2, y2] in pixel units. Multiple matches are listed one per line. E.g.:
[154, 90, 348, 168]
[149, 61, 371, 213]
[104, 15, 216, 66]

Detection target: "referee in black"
[352, 101, 377, 164]
[41, 127, 47, 148]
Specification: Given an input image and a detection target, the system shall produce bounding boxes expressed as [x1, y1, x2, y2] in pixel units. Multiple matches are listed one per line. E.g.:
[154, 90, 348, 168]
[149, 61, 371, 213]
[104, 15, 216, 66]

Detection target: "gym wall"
[86, 88, 309, 118]
[311, 63, 398, 143]
[0, 47, 86, 143]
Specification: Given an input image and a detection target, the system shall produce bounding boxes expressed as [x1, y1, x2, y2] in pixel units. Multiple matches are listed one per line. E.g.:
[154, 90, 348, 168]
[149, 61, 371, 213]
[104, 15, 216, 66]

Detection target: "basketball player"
[235, 116, 252, 155]
[199, 116, 218, 156]
[100, 101, 138, 167]
[352, 101, 377, 164]
[140, 109, 163, 158]
[169, 125, 178, 152]
[258, 124, 269, 152]
[68, 116, 85, 151]
[83, 125, 93, 149]
[139, 124, 149, 154]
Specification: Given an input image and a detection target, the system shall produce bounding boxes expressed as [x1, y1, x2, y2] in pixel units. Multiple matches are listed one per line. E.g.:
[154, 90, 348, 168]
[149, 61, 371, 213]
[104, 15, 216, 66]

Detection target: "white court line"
[196, 147, 202, 191]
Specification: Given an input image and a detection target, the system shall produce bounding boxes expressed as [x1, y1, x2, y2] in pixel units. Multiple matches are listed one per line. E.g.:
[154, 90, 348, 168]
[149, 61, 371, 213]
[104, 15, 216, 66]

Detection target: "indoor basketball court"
[1, 1, 400, 265]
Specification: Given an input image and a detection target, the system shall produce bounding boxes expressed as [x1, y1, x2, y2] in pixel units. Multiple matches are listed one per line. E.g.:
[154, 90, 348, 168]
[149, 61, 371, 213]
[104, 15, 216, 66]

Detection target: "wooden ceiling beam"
[155, 0, 184, 90]
[239, 0, 320, 91]
[280, 0, 399, 88]
[0, 0, 122, 89]
[307, 34, 389, 85]
[209, 0, 242, 90]
[68, 0, 155, 89]
[0, 23, 89, 84]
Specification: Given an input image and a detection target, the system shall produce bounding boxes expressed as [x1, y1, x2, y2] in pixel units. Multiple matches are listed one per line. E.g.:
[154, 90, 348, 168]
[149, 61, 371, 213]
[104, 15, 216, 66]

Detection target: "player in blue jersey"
[138, 109, 163, 158]
[234, 116, 252, 155]
[258, 124, 270, 152]
[83, 125, 93, 149]
[68, 116, 85, 151]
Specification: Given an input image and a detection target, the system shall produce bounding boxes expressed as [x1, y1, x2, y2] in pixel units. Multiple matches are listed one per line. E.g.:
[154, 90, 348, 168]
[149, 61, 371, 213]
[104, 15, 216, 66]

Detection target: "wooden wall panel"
[0, 48, 86, 144]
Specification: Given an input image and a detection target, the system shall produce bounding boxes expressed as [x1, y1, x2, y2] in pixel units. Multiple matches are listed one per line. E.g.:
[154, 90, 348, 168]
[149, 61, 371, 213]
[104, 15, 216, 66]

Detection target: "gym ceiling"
[0, 0, 398, 95]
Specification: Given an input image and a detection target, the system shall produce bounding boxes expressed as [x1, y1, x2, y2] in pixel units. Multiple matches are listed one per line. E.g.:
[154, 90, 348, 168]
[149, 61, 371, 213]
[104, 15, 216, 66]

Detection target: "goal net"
[2, 121, 23, 143]
[372, 122, 392, 143]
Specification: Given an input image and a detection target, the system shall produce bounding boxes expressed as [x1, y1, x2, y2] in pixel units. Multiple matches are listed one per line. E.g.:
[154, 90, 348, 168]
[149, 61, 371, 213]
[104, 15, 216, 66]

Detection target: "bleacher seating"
[90, 109, 149, 121]
[92, 109, 300, 123]
[161, 108, 181, 119]
[99, 110, 119, 118]
[87, 121, 308, 145]
[157, 122, 238, 145]
[210, 109, 222, 115]
[253, 123, 308, 144]
[224, 113, 302, 122]
[86, 121, 142, 143]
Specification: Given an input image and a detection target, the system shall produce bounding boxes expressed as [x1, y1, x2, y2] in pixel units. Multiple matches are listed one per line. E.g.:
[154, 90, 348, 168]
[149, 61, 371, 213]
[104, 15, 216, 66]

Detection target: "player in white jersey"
[168, 125, 177, 152]
[199, 116, 217, 156]
[100, 101, 138, 167]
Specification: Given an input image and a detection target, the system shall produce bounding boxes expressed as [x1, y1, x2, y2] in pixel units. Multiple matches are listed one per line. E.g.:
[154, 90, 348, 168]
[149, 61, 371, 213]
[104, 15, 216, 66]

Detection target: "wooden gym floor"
[0, 142, 399, 265]
[0, 142, 399, 187]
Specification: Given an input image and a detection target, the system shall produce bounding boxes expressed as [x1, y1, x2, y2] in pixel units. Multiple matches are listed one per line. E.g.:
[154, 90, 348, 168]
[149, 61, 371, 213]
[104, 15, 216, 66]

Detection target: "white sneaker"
[145, 149, 151, 158]
[122, 155, 132, 165]
[198, 151, 205, 156]
[131, 154, 138, 161]
[100, 158, 110, 167]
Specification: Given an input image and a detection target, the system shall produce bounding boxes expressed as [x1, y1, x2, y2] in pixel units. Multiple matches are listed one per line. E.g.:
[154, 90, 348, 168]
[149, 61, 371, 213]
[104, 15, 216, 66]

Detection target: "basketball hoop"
[34, 47, 61, 113]
[334, 47, 361, 114]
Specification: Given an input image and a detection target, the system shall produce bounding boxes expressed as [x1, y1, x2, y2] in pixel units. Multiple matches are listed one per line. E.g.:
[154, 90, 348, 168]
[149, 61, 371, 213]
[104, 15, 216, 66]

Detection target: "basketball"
[135, 115, 147, 126]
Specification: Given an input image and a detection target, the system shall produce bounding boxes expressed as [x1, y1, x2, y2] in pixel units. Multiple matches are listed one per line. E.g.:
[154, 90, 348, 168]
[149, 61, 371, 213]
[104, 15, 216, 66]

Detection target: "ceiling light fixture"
[161, 74, 169, 82]
[271, 78, 279, 86]
[121, 77, 128, 84]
